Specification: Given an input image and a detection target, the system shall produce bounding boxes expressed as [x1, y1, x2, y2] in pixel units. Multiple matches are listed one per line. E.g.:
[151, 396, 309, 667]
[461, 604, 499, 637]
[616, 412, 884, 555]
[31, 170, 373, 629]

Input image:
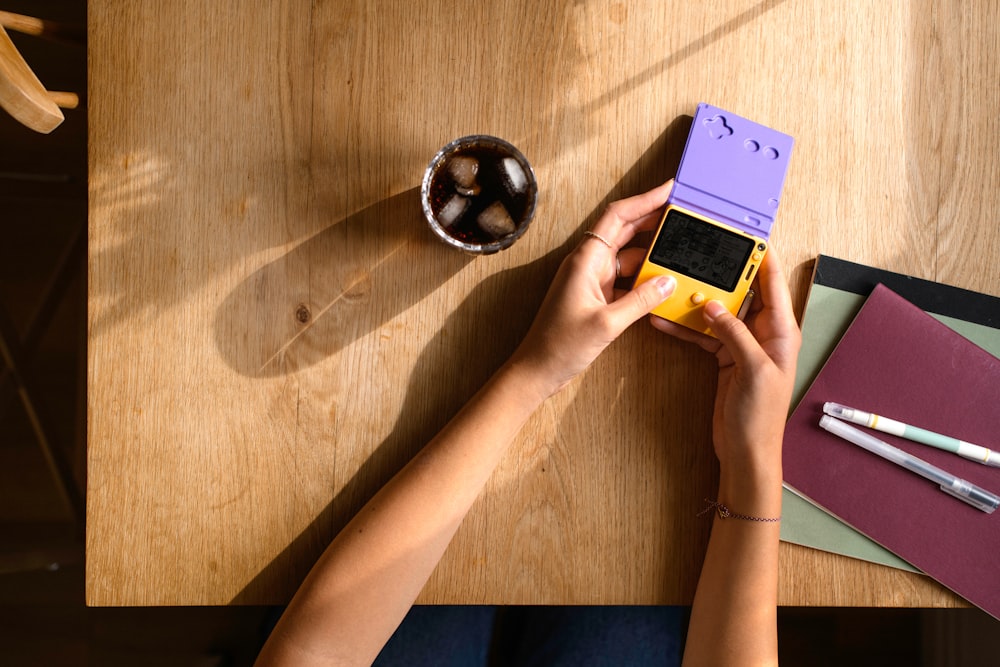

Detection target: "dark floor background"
[1, 2, 995, 665]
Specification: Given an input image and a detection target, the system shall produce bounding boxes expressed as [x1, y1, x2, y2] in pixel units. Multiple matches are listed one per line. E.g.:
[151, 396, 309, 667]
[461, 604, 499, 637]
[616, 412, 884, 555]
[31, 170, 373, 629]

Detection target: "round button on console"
[690, 292, 706, 305]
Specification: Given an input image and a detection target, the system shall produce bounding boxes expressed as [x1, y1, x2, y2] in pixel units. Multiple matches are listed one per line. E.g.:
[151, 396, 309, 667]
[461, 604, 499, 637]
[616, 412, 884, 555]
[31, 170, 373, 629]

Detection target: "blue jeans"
[374, 606, 686, 666]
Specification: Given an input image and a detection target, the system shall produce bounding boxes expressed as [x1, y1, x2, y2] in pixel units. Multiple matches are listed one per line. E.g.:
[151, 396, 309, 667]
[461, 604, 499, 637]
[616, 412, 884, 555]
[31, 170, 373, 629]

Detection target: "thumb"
[607, 275, 676, 332]
[703, 300, 765, 369]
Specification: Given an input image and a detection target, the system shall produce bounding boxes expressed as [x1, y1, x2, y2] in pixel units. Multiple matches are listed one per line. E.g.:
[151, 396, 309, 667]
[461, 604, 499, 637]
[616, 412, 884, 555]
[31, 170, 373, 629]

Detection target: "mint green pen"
[823, 403, 1000, 468]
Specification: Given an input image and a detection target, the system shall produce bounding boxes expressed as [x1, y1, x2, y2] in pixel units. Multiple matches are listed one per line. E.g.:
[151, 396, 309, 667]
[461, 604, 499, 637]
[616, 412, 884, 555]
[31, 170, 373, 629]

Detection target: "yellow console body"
[634, 204, 766, 337]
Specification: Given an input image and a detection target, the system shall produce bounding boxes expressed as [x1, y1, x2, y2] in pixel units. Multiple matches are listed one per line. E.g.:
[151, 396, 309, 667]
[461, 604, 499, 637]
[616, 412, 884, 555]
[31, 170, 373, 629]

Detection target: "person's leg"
[374, 605, 497, 667]
[490, 606, 686, 667]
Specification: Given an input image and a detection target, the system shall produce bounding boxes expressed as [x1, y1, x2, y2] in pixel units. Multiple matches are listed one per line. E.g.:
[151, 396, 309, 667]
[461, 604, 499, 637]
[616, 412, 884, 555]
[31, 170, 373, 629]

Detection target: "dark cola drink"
[423, 136, 537, 253]
[429, 144, 531, 244]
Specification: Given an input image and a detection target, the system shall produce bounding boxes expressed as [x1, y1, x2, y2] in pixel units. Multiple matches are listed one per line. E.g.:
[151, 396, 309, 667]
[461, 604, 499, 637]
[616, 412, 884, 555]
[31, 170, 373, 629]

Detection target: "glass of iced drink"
[421, 135, 538, 254]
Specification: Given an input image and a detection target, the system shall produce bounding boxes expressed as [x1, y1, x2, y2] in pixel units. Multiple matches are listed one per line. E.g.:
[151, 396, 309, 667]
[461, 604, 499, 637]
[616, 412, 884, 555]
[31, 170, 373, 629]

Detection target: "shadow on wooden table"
[214, 187, 472, 377]
[230, 233, 579, 605]
[231, 119, 691, 605]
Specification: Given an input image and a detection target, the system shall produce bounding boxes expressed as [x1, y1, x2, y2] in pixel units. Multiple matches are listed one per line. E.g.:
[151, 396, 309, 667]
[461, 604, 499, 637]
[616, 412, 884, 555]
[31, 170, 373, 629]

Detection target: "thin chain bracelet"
[699, 499, 781, 523]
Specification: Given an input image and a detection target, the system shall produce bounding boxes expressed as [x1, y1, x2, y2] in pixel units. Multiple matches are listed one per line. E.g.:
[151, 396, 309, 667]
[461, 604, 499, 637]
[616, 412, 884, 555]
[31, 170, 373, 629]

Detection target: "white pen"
[819, 415, 1000, 514]
[823, 402, 1000, 468]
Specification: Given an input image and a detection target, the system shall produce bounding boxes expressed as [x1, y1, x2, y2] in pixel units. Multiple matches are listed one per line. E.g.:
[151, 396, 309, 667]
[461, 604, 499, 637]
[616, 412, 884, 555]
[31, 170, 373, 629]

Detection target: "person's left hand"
[509, 180, 678, 398]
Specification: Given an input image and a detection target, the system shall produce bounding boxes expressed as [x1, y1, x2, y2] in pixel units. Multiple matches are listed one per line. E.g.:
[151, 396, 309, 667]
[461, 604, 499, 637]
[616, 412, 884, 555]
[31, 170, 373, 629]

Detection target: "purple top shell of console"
[669, 103, 794, 240]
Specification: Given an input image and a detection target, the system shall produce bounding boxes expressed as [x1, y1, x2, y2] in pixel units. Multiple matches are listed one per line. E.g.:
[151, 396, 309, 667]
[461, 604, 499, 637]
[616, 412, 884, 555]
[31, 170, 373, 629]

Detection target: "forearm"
[257, 359, 554, 667]
[682, 466, 782, 667]
[678, 248, 798, 667]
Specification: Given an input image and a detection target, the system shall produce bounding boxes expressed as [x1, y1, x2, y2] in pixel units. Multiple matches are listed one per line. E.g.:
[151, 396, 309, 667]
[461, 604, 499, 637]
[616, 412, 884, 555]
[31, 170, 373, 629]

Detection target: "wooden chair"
[0, 10, 83, 133]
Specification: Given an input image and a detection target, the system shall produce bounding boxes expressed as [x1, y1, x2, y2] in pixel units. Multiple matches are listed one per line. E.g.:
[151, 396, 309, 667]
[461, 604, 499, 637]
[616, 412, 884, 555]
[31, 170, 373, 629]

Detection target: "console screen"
[648, 209, 756, 292]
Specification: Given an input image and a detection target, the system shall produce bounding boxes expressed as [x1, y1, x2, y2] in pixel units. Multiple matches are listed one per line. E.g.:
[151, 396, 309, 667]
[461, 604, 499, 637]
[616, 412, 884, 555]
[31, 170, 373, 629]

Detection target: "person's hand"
[673, 251, 798, 667]
[651, 249, 800, 506]
[509, 180, 678, 398]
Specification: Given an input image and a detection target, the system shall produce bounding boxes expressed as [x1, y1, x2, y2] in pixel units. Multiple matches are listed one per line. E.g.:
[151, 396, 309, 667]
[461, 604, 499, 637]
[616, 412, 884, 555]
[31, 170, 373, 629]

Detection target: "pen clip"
[939, 483, 998, 514]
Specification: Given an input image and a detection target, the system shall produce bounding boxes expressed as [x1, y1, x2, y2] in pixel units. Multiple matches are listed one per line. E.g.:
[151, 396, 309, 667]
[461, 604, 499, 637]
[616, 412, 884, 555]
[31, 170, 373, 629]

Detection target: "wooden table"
[87, 1, 998, 606]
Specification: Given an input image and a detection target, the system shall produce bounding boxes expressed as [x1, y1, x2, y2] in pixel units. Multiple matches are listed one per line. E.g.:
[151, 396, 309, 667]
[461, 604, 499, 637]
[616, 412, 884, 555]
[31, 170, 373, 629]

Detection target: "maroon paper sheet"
[783, 284, 1000, 619]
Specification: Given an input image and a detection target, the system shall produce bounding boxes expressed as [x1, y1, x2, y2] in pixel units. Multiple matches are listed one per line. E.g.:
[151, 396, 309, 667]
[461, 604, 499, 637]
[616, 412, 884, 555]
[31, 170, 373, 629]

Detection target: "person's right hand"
[650, 249, 800, 512]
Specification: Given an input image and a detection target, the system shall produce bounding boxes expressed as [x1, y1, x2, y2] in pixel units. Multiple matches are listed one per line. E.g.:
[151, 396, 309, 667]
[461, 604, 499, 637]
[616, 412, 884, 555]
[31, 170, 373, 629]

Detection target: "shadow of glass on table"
[229, 229, 575, 604]
[214, 187, 474, 378]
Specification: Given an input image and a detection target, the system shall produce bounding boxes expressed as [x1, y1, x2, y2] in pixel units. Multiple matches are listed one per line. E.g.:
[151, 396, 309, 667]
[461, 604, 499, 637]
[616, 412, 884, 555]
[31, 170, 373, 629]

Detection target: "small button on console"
[690, 292, 706, 305]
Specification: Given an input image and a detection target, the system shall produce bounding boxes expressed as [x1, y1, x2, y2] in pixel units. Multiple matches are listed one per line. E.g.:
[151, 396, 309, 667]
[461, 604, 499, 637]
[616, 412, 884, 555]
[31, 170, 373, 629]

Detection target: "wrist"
[718, 464, 784, 519]
[500, 345, 572, 402]
[494, 355, 562, 410]
[718, 434, 783, 487]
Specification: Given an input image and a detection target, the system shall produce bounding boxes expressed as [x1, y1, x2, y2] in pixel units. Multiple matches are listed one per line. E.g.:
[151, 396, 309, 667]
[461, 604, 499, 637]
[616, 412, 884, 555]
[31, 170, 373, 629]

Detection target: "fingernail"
[703, 300, 727, 321]
[655, 275, 676, 297]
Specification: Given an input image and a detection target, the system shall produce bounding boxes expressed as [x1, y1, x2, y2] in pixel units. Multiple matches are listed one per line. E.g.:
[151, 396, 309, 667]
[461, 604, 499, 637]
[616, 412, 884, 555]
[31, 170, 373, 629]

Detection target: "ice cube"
[437, 194, 469, 229]
[499, 156, 528, 194]
[448, 155, 480, 195]
[476, 201, 516, 239]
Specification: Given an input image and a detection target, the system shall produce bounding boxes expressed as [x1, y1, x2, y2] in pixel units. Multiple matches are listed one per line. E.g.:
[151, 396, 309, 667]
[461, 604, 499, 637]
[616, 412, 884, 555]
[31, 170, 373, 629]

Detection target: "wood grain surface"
[87, 0, 998, 606]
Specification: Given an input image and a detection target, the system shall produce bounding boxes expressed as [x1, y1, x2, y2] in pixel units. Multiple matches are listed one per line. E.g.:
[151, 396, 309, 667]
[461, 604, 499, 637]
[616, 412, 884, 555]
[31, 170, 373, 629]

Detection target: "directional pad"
[703, 114, 733, 140]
